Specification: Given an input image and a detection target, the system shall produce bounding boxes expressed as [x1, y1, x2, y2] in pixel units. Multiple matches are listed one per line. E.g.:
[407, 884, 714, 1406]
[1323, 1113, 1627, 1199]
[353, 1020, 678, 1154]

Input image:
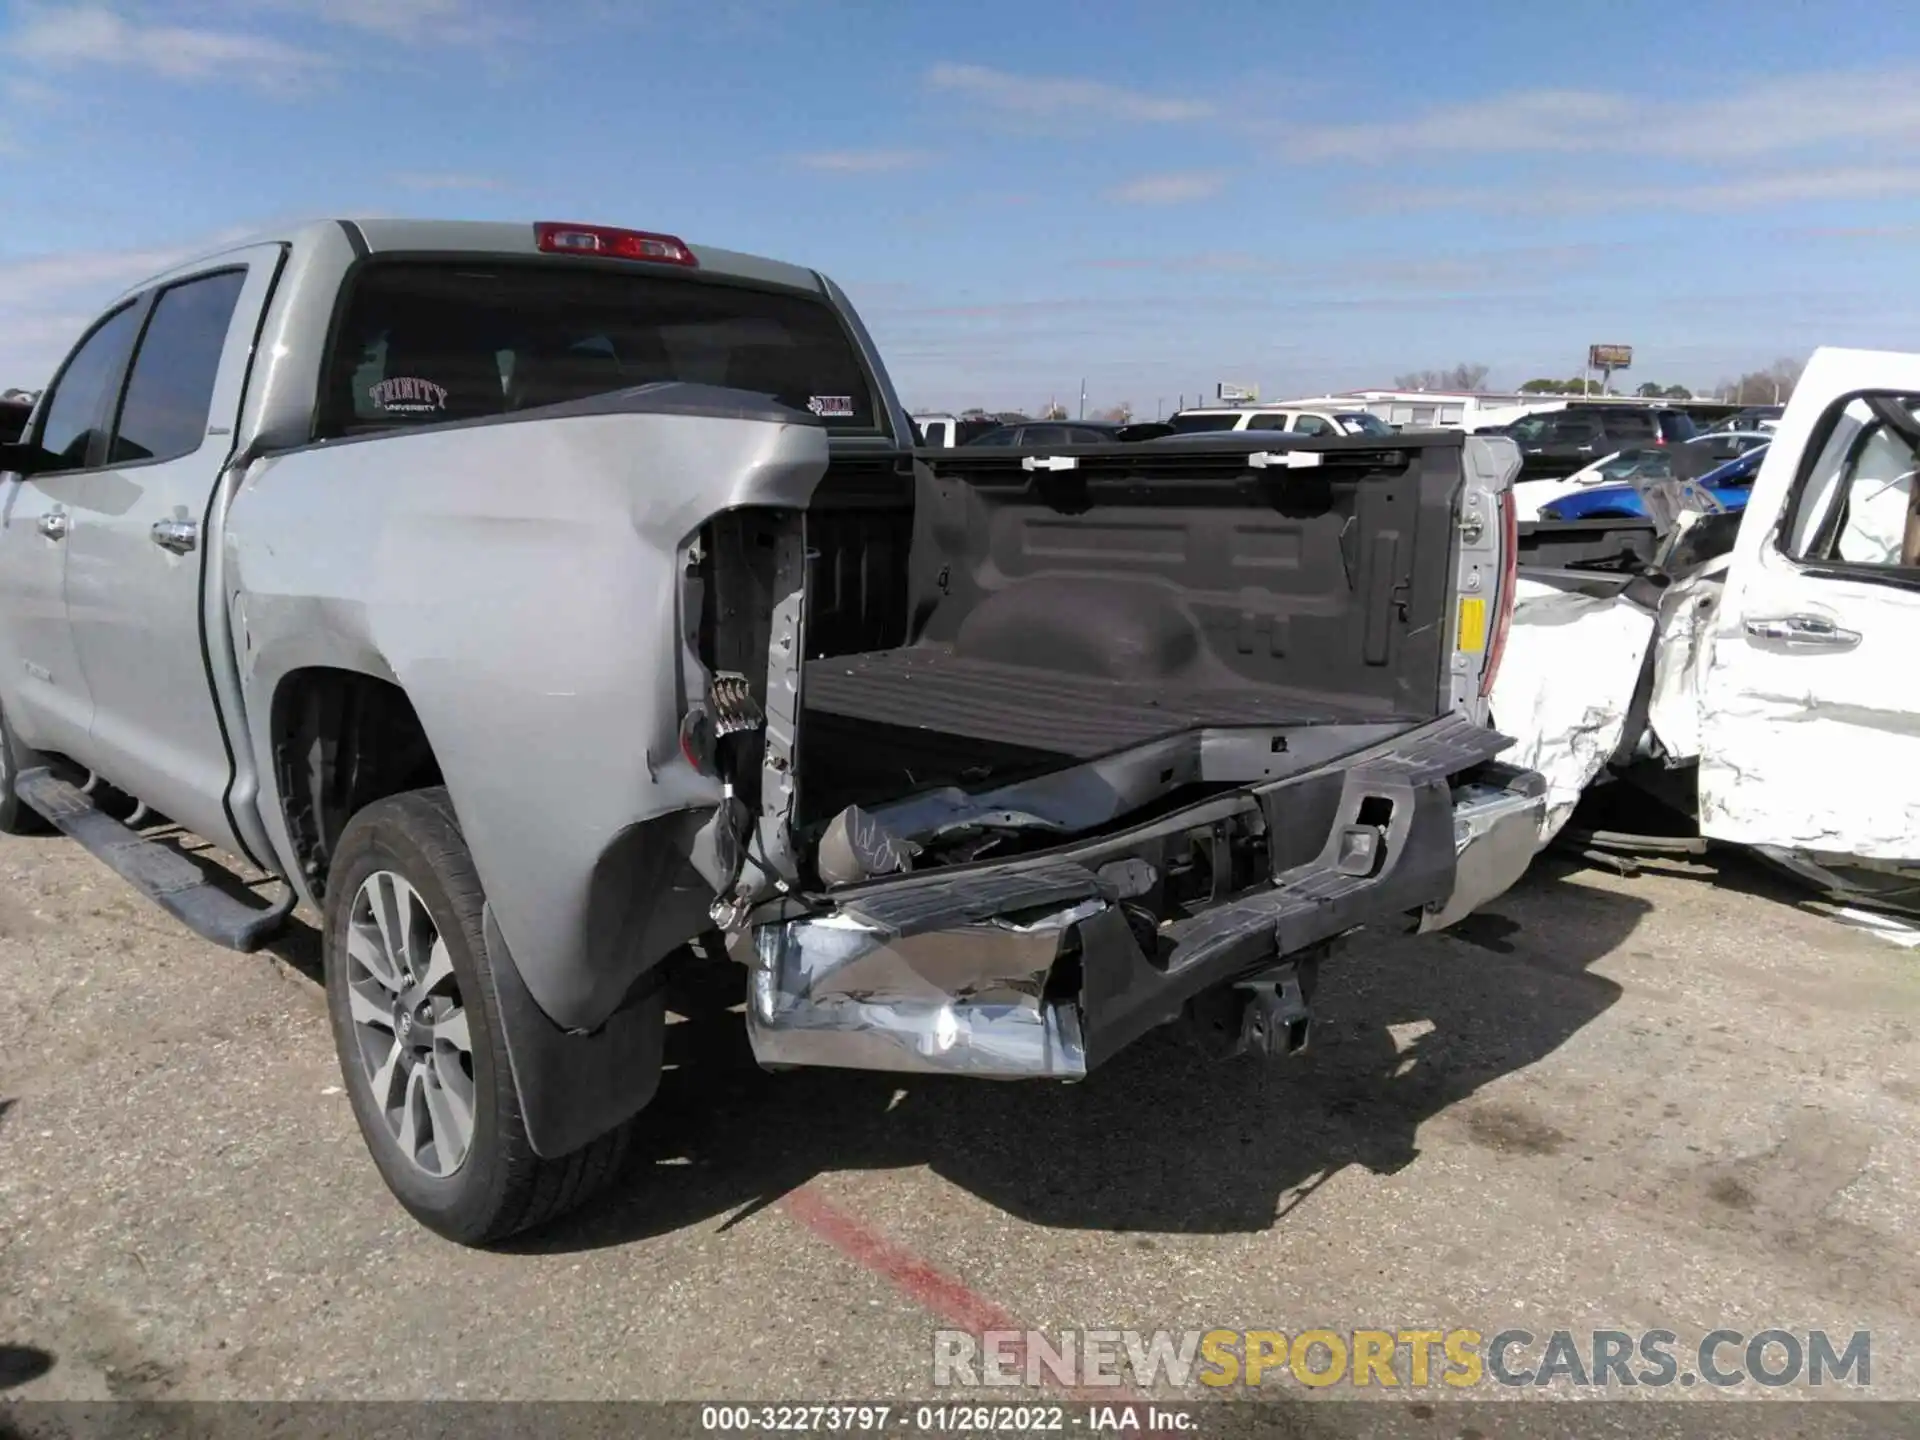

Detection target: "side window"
[109, 270, 248, 465]
[1552, 416, 1601, 446]
[1067, 427, 1111, 443]
[1021, 425, 1068, 446]
[35, 305, 142, 473]
[1785, 395, 1920, 570]
[1248, 412, 1288, 431]
[1292, 414, 1337, 437]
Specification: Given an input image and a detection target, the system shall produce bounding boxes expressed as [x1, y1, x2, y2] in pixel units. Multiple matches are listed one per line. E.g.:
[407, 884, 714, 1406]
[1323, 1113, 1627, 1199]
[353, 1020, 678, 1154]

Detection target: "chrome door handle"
[1745, 614, 1861, 650]
[150, 518, 198, 554]
[36, 510, 67, 541]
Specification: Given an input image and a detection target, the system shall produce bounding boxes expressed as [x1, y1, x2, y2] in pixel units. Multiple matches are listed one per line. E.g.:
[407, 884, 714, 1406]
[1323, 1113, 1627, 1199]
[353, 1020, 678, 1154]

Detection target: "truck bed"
[803, 644, 1394, 758]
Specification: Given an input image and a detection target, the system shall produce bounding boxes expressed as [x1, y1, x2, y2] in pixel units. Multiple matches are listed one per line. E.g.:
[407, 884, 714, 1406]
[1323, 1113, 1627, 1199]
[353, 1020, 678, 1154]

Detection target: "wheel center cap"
[397, 1010, 414, 1040]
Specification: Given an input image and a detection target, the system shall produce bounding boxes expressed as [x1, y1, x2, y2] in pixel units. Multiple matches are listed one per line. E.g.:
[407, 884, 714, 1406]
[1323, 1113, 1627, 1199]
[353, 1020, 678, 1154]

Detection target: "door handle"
[1744, 613, 1861, 651]
[150, 518, 198, 554]
[36, 510, 67, 542]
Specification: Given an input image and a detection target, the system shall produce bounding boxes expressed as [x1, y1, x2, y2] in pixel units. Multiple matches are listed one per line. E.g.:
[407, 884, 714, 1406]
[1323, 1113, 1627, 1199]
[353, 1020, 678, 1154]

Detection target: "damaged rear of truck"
[0, 218, 1543, 1244]
[697, 429, 1544, 1084]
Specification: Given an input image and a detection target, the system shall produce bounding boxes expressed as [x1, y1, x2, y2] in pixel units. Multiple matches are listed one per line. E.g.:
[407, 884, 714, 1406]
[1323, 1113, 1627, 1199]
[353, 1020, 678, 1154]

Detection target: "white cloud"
[794, 148, 930, 173]
[1105, 171, 1226, 205]
[927, 63, 1212, 124]
[1282, 68, 1920, 163]
[9, 3, 328, 88]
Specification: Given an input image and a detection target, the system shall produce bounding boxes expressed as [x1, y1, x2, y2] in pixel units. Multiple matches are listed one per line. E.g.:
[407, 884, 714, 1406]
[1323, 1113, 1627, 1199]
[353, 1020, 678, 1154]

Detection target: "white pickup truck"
[0, 217, 1544, 1244]
[1499, 347, 1920, 899]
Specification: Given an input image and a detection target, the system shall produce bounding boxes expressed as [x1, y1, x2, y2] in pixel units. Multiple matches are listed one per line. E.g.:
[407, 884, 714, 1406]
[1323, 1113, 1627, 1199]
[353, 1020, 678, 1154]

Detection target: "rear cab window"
[316, 260, 881, 441]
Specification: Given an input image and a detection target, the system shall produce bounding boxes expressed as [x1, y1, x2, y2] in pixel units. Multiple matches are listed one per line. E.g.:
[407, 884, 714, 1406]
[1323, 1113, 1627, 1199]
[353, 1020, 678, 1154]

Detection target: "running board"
[15, 768, 296, 952]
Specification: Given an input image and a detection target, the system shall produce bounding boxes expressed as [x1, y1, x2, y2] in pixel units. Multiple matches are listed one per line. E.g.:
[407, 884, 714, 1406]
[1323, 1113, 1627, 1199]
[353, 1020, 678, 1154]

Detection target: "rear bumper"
[1418, 767, 1548, 934]
[745, 714, 1544, 1080]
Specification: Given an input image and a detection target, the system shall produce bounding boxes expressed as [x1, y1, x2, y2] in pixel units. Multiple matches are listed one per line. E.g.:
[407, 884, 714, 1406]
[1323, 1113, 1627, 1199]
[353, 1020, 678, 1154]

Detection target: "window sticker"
[807, 395, 854, 418]
[369, 376, 449, 413]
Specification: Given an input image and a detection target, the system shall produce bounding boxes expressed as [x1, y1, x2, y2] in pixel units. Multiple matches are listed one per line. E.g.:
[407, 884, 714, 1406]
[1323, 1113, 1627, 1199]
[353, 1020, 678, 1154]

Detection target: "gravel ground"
[0, 826, 1915, 1405]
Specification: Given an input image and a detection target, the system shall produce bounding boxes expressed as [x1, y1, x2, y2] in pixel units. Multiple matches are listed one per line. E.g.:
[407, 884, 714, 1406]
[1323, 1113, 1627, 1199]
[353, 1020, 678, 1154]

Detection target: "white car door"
[1696, 347, 1920, 861]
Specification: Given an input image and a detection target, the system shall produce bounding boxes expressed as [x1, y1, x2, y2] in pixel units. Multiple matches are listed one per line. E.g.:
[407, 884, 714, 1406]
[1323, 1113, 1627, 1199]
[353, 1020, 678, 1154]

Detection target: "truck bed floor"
[801, 645, 1396, 760]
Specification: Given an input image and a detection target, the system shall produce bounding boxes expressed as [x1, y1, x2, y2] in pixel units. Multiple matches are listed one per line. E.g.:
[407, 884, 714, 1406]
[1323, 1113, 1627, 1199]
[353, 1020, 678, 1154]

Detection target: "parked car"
[962, 418, 1128, 445]
[0, 216, 1543, 1245]
[1506, 404, 1699, 482]
[1705, 405, 1783, 434]
[1165, 405, 1398, 438]
[1536, 444, 1768, 520]
[911, 413, 1006, 447]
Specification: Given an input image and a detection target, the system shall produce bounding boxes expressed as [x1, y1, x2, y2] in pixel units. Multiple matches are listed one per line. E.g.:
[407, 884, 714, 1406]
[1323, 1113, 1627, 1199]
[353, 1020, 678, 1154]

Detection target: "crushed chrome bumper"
[746, 715, 1545, 1080]
[1418, 764, 1548, 934]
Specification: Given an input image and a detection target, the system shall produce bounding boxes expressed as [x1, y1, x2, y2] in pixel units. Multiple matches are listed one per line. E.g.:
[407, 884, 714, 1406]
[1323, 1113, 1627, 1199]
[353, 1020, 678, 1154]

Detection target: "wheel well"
[272, 668, 442, 901]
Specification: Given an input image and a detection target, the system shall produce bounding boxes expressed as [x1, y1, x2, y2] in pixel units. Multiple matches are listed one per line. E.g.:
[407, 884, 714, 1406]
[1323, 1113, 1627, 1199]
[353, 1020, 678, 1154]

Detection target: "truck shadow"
[511, 868, 1646, 1253]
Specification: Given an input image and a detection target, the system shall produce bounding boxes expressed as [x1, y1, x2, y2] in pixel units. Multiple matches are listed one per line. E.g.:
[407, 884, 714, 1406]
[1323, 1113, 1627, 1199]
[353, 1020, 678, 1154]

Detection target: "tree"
[1096, 402, 1133, 424]
[1663, 384, 1693, 400]
[1041, 402, 1069, 420]
[1716, 357, 1803, 406]
[1635, 381, 1664, 398]
[1519, 377, 1585, 394]
[1393, 362, 1491, 392]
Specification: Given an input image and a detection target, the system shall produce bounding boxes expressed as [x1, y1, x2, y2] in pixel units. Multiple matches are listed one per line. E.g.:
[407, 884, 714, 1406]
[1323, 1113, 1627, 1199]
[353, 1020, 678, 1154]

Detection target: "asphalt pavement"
[1, 828, 1915, 1402]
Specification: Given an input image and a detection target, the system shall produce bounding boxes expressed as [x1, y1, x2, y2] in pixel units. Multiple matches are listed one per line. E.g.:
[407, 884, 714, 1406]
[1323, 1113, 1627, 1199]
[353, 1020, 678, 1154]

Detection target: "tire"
[0, 702, 49, 836]
[322, 787, 634, 1245]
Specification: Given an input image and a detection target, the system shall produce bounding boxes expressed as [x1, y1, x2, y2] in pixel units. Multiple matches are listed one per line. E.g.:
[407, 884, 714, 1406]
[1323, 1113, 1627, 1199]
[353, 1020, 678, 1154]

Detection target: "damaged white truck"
[1501, 346, 1920, 909]
[0, 218, 1543, 1243]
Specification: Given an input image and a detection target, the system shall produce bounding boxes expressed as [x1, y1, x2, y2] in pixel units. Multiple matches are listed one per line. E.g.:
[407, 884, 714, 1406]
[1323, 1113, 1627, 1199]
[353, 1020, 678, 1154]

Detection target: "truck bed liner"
[802, 644, 1396, 760]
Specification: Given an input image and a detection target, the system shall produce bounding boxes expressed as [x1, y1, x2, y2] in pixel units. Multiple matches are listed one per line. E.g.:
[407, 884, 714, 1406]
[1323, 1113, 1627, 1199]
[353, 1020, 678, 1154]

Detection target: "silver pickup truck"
[0, 218, 1545, 1244]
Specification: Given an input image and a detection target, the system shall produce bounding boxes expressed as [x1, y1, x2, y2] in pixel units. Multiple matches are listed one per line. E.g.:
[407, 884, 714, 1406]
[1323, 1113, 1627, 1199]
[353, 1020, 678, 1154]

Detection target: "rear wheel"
[323, 787, 634, 1245]
[0, 703, 49, 836]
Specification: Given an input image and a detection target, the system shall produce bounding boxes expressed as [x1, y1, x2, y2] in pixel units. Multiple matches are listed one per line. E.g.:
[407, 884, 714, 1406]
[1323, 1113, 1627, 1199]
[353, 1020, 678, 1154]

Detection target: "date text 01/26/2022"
[699, 1404, 1198, 1433]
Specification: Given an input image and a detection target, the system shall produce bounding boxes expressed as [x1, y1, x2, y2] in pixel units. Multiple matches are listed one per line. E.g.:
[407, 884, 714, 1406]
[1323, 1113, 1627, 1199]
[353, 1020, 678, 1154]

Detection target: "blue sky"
[4, 0, 1920, 412]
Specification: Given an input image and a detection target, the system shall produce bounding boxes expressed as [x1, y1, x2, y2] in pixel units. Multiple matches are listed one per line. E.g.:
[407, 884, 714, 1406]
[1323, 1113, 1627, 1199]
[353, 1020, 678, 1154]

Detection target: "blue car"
[1536, 444, 1768, 520]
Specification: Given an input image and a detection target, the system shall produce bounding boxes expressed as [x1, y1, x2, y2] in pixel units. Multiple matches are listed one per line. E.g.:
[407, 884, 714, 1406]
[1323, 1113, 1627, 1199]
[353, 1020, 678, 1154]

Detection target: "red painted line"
[776, 1184, 1148, 1405]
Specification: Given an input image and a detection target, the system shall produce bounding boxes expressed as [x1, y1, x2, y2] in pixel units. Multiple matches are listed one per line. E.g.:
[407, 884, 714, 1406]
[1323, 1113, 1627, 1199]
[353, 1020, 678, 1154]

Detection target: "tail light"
[534, 221, 698, 267]
[1480, 488, 1519, 697]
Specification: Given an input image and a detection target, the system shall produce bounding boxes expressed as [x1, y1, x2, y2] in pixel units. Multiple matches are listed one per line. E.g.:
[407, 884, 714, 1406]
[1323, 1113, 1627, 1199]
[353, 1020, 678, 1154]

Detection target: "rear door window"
[1604, 413, 1657, 444]
[1021, 425, 1069, 446]
[318, 261, 880, 439]
[1551, 416, 1603, 446]
[109, 270, 247, 465]
[1291, 414, 1338, 437]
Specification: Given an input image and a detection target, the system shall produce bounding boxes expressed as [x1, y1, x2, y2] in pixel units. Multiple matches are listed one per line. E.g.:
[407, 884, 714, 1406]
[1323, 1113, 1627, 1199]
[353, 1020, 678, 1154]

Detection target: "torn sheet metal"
[1642, 564, 1727, 765]
[1488, 578, 1657, 846]
[745, 900, 1098, 1078]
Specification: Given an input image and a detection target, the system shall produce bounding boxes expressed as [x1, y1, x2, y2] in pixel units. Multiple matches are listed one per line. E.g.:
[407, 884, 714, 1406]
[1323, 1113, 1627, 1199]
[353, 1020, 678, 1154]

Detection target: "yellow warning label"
[1457, 596, 1488, 654]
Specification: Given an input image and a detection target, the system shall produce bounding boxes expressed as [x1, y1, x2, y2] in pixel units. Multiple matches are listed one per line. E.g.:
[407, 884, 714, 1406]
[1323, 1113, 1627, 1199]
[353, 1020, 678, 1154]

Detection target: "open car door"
[1696, 348, 1920, 863]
